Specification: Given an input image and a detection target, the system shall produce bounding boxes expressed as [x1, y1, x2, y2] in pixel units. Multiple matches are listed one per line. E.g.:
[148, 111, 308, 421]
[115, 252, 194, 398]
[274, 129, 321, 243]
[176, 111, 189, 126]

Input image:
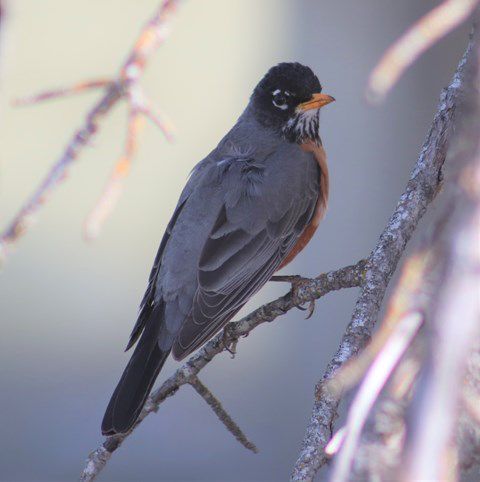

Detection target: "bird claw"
[221, 325, 238, 359]
[295, 298, 316, 319]
[304, 300, 316, 319]
[270, 274, 316, 319]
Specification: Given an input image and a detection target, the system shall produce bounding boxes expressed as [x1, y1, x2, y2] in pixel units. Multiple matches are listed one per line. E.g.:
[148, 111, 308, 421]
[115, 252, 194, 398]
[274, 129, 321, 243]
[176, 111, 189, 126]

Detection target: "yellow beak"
[297, 93, 335, 112]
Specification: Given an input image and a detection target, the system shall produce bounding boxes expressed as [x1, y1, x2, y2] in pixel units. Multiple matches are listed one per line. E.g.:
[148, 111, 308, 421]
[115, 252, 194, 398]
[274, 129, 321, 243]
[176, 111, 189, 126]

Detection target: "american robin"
[102, 62, 334, 435]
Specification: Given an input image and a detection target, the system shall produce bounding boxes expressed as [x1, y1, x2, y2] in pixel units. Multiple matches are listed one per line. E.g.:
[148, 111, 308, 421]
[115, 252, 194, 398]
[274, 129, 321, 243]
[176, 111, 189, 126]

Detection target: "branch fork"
[0, 0, 182, 260]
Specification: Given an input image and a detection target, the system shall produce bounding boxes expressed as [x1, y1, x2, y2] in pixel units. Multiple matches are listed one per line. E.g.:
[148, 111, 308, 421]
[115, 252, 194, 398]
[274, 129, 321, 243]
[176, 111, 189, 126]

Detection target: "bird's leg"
[270, 275, 316, 319]
[221, 324, 238, 359]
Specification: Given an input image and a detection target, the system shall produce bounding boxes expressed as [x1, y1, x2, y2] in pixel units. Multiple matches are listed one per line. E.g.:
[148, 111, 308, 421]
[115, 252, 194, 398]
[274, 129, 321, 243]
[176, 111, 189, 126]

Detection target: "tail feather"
[102, 307, 169, 436]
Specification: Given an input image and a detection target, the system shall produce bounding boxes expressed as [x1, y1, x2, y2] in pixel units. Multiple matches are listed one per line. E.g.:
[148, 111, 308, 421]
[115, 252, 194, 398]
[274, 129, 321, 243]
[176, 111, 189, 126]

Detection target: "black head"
[249, 62, 334, 144]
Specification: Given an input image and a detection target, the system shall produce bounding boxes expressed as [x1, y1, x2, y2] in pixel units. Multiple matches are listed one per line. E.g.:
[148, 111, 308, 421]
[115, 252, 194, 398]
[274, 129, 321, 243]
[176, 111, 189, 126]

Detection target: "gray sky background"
[0, 1, 471, 481]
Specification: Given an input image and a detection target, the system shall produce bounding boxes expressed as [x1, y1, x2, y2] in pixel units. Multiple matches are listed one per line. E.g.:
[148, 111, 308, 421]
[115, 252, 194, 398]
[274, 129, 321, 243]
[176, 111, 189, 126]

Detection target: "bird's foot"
[270, 275, 316, 319]
[221, 324, 238, 359]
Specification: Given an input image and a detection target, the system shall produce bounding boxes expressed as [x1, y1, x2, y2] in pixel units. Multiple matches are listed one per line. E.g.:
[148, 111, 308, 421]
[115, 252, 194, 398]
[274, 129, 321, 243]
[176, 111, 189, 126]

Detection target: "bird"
[101, 62, 335, 436]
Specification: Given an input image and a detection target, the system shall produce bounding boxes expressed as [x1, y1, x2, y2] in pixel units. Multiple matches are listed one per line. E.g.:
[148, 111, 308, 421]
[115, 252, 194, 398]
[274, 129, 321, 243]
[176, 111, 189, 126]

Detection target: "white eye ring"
[272, 89, 288, 110]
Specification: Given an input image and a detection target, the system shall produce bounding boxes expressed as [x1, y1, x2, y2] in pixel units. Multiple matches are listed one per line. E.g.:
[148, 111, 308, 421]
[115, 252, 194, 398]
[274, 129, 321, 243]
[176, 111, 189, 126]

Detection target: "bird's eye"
[272, 90, 288, 110]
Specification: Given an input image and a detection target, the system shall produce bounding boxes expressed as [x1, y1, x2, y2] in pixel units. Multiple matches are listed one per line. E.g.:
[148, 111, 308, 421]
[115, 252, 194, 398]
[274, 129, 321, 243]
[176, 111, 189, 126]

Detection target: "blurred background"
[0, 1, 471, 481]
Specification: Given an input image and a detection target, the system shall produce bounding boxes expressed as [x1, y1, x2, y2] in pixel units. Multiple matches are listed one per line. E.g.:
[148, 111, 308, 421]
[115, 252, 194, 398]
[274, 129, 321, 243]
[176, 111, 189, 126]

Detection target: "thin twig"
[366, 0, 479, 102]
[189, 376, 258, 453]
[0, 0, 182, 261]
[83, 111, 145, 240]
[13, 79, 112, 106]
[291, 34, 473, 482]
[79, 261, 365, 481]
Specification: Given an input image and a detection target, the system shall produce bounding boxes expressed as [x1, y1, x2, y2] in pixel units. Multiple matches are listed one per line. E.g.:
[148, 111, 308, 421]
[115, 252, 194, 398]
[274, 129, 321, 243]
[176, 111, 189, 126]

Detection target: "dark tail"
[102, 311, 170, 436]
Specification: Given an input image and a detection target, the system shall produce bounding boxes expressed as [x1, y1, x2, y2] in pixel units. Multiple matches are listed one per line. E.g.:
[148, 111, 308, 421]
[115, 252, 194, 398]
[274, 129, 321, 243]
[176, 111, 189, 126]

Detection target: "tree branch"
[0, 0, 181, 262]
[79, 261, 365, 481]
[189, 376, 258, 454]
[402, 24, 480, 480]
[327, 25, 480, 482]
[366, 0, 479, 102]
[291, 30, 473, 482]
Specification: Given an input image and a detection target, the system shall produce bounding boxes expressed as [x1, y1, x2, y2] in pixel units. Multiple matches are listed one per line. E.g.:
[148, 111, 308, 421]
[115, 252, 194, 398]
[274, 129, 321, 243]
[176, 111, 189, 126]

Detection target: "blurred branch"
[12, 79, 112, 106]
[324, 252, 430, 473]
[0, 1, 4, 46]
[79, 261, 366, 482]
[315, 23, 480, 482]
[402, 24, 480, 481]
[349, 338, 480, 480]
[328, 25, 480, 481]
[366, 0, 479, 102]
[0, 0, 7, 85]
[189, 376, 258, 453]
[458, 342, 480, 473]
[329, 312, 422, 482]
[291, 31, 473, 482]
[0, 0, 181, 262]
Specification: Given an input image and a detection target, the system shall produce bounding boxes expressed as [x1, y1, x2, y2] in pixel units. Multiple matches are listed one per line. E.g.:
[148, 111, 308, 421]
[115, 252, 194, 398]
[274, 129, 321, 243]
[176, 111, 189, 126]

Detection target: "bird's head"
[250, 62, 334, 145]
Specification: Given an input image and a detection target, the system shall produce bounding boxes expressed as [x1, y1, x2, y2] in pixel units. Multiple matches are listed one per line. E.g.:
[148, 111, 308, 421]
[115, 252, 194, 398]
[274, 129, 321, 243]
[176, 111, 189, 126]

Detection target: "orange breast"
[277, 141, 329, 270]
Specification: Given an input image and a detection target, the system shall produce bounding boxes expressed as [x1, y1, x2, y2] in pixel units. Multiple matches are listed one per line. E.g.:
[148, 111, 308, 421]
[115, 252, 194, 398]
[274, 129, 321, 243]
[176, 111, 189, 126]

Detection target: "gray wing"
[171, 147, 320, 359]
[126, 157, 212, 351]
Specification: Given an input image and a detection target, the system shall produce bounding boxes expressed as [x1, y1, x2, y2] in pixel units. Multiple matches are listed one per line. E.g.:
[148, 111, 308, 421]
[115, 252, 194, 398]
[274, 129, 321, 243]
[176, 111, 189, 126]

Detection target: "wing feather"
[172, 157, 319, 360]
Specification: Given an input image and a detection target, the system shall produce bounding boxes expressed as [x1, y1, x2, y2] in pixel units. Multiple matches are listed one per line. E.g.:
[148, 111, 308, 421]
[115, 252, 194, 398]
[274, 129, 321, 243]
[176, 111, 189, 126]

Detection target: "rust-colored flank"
[278, 140, 329, 269]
